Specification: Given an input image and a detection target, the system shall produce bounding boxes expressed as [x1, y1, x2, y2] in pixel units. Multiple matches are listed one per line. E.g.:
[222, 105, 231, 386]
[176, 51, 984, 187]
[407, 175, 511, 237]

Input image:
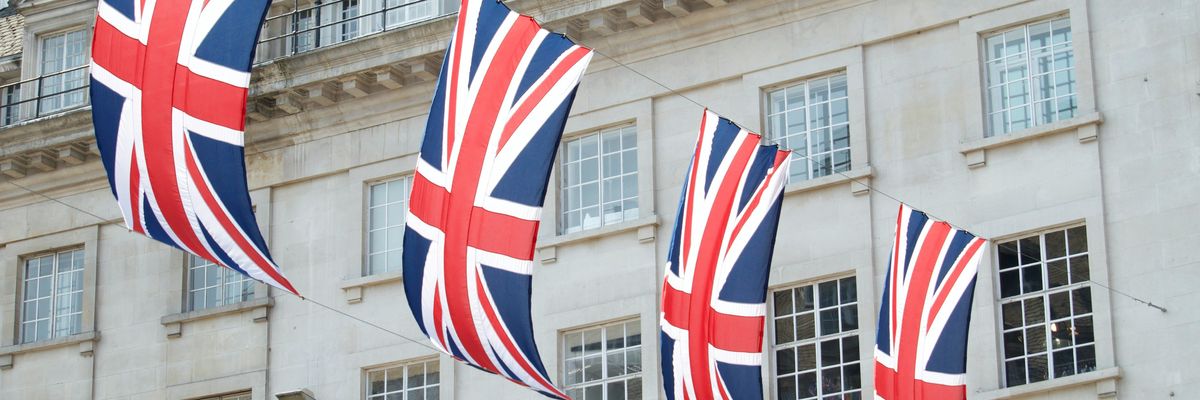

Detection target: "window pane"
[368, 370, 386, 394]
[776, 347, 796, 375]
[797, 343, 816, 371]
[775, 290, 794, 315]
[796, 313, 815, 341]
[775, 317, 795, 344]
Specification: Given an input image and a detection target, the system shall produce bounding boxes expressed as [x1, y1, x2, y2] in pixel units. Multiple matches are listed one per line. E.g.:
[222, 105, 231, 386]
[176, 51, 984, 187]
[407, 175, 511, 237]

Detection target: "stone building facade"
[0, 0, 1196, 399]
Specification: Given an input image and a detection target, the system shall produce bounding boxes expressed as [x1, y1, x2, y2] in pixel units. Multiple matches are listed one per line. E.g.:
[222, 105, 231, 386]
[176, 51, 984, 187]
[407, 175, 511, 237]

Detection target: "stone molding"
[959, 112, 1103, 169]
[339, 270, 404, 304]
[974, 367, 1120, 400]
[160, 297, 274, 339]
[0, 330, 98, 370]
[536, 214, 659, 264]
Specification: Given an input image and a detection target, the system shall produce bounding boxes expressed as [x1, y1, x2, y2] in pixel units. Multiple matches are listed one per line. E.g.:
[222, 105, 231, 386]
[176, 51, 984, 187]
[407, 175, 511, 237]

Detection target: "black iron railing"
[254, 0, 458, 64]
[0, 65, 90, 128]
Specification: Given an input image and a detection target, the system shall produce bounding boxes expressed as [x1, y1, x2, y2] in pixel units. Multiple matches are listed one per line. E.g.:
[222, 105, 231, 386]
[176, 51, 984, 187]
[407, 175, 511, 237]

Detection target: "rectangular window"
[367, 175, 412, 275]
[765, 73, 850, 183]
[20, 248, 84, 344]
[186, 254, 254, 311]
[38, 29, 88, 114]
[562, 319, 642, 400]
[997, 225, 1095, 387]
[771, 276, 861, 400]
[291, 8, 316, 53]
[366, 359, 440, 400]
[385, 0, 437, 29]
[984, 16, 1076, 136]
[2, 85, 21, 126]
[560, 126, 639, 234]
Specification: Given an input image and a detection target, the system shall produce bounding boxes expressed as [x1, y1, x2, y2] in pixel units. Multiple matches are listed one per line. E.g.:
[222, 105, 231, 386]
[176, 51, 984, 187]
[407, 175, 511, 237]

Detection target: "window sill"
[160, 297, 273, 338]
[340, 270, 405, 304]
[960, 112, 1103, 168]
[783, 166, 874, 197]
[0, 331, 98, 369]
[536, 215, 659, 264]
[975, 367, 1121, 400]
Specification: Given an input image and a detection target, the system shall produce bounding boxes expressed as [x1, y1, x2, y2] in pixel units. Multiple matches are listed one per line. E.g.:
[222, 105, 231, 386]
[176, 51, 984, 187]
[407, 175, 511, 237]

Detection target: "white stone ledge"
[974, 367, 1121, 400]
[160, 297, 273, 338]
[783, 166, 874, 197]
[960, 112, 1103, 168]
[0, 331, 99, 369]
[340, 270, 405, 304]
[536, 215, 659, 263]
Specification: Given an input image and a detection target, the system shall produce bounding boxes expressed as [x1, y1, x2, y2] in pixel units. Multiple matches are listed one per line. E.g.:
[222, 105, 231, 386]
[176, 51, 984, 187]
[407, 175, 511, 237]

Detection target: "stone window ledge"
[536, 215, 659, 264]
[0, 331, 99, 369]
[160, 297, 273, 338]
[783, 166, 873, 197]
[975, 367, 1121, 400]
[340, 270, 404, 304]
[960, 112, 1103, 169]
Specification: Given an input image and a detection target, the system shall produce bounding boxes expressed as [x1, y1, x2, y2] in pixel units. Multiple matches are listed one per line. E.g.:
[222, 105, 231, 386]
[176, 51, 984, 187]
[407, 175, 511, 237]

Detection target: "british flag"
[89, 0, 298, 295]
[660, 110, 791, 400]
[401, 0, 592, 398]
[874, 205, 987, 399]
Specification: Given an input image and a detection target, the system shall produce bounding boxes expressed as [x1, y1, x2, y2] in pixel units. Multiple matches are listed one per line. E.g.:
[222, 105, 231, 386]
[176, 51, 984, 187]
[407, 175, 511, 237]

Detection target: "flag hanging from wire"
[89, 0, 298, 295]
[660, 110, 791, 400]
[874, 204, 987, 400]
[401, 0, 593, 398]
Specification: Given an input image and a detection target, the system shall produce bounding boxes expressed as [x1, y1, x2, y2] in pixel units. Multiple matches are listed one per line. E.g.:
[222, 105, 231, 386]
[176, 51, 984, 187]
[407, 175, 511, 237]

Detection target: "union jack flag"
[89, 0, 298, 295]
[661, 110, 791, 400]
[401, 1, 592, 398]
[874, 205, 987, 399]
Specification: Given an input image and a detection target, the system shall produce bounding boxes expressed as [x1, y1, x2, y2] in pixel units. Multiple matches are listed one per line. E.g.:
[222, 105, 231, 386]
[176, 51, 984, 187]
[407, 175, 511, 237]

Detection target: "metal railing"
[254, 0, 458, 64]
[0, 1, 455, 128]
[0, 65, 90, 128]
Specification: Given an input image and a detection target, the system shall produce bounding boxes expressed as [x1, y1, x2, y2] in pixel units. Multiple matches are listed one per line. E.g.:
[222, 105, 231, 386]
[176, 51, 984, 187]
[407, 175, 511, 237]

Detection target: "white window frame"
[561, 318, 643, 400]
[745, 46, 871, 195]
[768, 275, 863, 400]
[958, 0, 1100, 156]
[365, 174, 412, 276]
[981, 15, 1077, 137]
[764, 72, 852, 182]
[35, 28, 88, 114]
[995, 224, 1097, 388]
[558, 124, 640, 235]
[185, 254, 255, 312]
[364, 358, 440, 400]
[18, 248, 85, 344]
[384, 0, 439, 29]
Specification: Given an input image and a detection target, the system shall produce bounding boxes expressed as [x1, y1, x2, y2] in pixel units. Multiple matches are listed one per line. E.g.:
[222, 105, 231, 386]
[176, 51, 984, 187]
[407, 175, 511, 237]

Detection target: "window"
[20, 248, 85, 344]
[997, 225, 1095, 387]
[337, 0, 361, 41]
[384, 0, 436, 28]
[367, 175, 412, 275]
[765, 73, 850, 182]
[38, 29, 88, 114]
[186, 254, 254, 311]
[198, 392, 251, 400]
[983, 16, 1076, 136]
[560, 126, 639, 234]
[2, 85, 20, 125]
[366, 359, 440, 400]
[771, 277, 861, 400]
[291, 8, 316, 53]
[562, 319, 642, 400]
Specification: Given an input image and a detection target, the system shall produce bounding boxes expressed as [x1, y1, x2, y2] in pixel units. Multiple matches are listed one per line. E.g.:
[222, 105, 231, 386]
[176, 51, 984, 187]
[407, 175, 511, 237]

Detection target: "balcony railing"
[254, 0, 458, 64]
[0, 65, 90, 128]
